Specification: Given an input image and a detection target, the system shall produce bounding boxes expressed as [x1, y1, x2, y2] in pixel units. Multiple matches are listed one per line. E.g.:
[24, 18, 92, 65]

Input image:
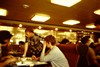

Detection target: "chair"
[57, 44, 79, 67]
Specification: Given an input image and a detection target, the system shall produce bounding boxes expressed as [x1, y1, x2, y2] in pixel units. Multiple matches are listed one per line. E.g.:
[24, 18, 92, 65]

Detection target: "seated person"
[0, 30, 17, 67]
[60, 38, 69, 44]
[39, 35, 69, 67]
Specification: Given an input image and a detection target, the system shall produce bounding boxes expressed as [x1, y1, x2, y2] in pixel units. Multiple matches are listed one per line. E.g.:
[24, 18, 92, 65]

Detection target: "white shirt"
[40, 46, 69, 67]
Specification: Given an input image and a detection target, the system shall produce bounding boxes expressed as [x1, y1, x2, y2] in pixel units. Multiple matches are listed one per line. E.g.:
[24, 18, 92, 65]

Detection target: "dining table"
[7, 57, 51, 67]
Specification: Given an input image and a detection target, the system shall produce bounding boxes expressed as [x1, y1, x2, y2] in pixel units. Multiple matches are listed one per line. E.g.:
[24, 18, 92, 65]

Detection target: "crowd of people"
[0, 21, 100, 67]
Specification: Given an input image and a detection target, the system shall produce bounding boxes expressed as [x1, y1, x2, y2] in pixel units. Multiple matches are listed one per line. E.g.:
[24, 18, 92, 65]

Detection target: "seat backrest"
[57, 44, 79, 67]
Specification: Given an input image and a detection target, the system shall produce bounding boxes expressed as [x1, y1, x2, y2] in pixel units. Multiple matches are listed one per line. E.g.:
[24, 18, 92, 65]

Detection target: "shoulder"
[88, 47, 95, 56]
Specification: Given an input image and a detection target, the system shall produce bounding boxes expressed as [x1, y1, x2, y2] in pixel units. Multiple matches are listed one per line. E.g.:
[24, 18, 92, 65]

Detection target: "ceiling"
[0, 0, 100, 32]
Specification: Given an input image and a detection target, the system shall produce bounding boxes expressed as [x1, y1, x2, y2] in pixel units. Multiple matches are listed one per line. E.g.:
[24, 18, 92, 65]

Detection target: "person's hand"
[22, 54, 26, 57]
[32, 55, 39, 61]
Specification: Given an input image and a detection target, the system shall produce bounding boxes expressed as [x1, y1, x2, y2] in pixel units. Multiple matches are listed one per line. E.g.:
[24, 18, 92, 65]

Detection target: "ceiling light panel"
[63, 20, 80, 25]
[51, 0, 81, 7]
[31, 13, 50, 22]
[86, 24, 96, 28]
[0, 8, 7, 16]
[94, 9, 100, 15]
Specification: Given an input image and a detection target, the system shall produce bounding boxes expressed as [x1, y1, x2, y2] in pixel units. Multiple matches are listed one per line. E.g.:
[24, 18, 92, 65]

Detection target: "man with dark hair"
[23, 28, 43, 58]
[0, 31, 12, 45]
[94, 20, 100, 29]
[0, 30, 17, 67]
[77, 36, 100, 67]
[60, 38, 69, 44]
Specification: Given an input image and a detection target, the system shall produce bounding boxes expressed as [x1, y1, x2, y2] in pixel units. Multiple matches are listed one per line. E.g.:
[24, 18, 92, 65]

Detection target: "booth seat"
[57, 44, 79, 67]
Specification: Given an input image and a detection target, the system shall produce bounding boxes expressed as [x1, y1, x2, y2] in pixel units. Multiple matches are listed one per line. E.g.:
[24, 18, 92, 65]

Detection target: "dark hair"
[19, 41, 25, 45]
[44, 35, 56, 45]
[60, 38, 69, 44]
[25, 28, 34, 33]
[81, 36, 90, 44]
[94, 20, 100, 26]
[0, 30, 12, 44]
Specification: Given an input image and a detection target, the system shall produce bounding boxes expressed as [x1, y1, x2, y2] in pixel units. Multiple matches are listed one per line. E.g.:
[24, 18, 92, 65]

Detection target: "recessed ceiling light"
[94, 9, 100, 15]
[86, 23, 96, 28]
[23, 4, 29, 8]
[51, 0, 81, 7]
[31, 13, 50, 22]
[38, 26, 42, 29]
[0, 8, 7, 16]
[55, 28, 58, 31]
[19, 24, 22, 27]
[63, 20, 80, 25]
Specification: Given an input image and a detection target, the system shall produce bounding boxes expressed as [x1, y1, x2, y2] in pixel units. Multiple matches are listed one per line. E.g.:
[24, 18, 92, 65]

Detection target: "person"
[0, 30, 17, 67]
[40, 35, 69, 67]
[23, 28, 43, 57]
[77, 36, 100, 67]
[94, 38, 100, 55]
[60, 38, 69, 44]
[94, 20, 100, 29]
[19, 41, 25, 45]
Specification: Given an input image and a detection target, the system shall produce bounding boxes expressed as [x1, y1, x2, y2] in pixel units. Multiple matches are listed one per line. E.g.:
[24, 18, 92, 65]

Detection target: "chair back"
[57, 44, 79, 67]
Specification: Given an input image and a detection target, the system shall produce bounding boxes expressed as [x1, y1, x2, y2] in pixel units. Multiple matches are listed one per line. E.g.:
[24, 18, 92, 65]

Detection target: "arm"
[40, 42, 53, 62]
[40, 41, 46, 61]
[23, 42, 28, 57]
[89, 47, 100, 66]
[0, 56, 17, 67]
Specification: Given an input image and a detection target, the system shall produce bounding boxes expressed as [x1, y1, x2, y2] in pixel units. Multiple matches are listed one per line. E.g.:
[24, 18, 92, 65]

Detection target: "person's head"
[25, 28, 34, 38]
[44, 35, 56, 48]
[81, 36, 93, 46]
[60, 38, 69, 44]
[0, 30, 12, 46]
[98, 38, 100, 44]
[94, 20, 100, 29]
[19, 41, 25, 45]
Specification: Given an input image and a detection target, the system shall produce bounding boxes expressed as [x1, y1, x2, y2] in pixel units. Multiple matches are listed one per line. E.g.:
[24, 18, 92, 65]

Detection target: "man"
[23, 28, 43, 57]
[0, 30, 17, 67]
[95, 20, 100, 29]
[77, 36, 100, 67]
[40, 35, 69, 67]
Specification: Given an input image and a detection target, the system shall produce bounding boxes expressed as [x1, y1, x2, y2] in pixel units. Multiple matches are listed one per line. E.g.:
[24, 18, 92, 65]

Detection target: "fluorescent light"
[31, 13, 50, 22]
[51, 0, 81, 7]
[86, 23, 96, 28]
[0, 8, 7, 16]
[63, 20, 80, 25]
[94, 9, 100, 15]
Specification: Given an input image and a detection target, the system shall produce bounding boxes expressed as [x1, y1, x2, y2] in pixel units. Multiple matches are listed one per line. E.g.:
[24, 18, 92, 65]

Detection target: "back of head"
[0, 30, 12, 44]
[95, 20, 100, 26]
[25, 28, 34, 33]
[81, 36, 90, 45]
[60, 38, 69, 44]
[95, 20, 100, 29]
[19, 41, 25, 45]
[44, 35, 56, 45]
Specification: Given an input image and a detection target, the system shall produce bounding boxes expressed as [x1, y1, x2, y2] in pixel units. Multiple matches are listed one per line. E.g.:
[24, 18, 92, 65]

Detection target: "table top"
[16, 57, 48, 66]
[8, 57, 48, 67]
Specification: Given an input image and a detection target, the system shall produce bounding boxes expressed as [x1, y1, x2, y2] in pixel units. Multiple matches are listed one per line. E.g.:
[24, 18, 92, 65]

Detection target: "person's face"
[87, 38, 93, 46]
[98, 38, 100, 43]
[45, 42, 51, 48]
